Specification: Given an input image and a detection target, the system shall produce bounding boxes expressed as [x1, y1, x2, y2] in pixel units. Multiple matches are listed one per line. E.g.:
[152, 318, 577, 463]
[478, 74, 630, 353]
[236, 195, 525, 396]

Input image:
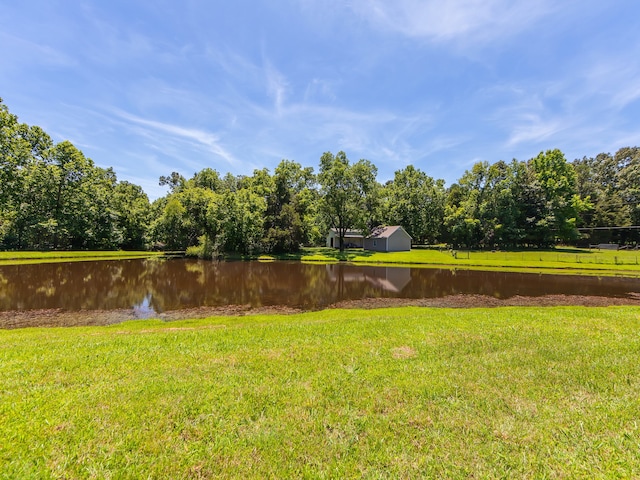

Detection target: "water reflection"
[0, 258, 639, 315]
[133, 295, 156, 318]
[326, 265, 412, 293]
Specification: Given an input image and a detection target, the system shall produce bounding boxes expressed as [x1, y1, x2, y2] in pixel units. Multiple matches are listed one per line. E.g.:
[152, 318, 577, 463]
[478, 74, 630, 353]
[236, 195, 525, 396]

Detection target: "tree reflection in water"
[1, 258, 639, 314]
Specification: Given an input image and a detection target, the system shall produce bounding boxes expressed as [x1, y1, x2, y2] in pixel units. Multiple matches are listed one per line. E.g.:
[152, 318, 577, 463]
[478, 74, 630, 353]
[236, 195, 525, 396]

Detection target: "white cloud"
[264, 62, 289, 115]
[204, 45, 263, 85]
[581, 53, 640, 111]
[492, 40, 640, 154]
[506, 115, 565, 147]
[304, 79, 338, 103]
[349, 0, 559, 44]
[0, 32, 76, 69]
[110, 109, 237, 166]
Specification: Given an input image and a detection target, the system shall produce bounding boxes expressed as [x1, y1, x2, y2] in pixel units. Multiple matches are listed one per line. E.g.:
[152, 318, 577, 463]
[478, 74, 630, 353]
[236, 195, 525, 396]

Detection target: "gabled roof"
[366, 225, 412, 239]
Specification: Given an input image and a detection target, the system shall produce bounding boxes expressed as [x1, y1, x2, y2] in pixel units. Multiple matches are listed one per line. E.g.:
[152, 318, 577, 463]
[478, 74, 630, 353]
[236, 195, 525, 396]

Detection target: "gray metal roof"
[366, 225, 411, 239]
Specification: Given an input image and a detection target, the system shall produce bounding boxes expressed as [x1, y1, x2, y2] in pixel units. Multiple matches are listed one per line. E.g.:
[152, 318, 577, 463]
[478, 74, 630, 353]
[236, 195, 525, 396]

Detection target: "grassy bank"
[2, 306, 640, 478]
[0, 250, 162, 266]
[260, 246, 640, 276]
[5, 247, 640, 277]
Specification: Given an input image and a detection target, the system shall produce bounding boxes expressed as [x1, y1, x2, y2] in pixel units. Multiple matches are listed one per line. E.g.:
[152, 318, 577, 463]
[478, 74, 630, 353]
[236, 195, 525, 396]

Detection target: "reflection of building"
[326, 265, 411, 293]
[365, 267, 411, 292]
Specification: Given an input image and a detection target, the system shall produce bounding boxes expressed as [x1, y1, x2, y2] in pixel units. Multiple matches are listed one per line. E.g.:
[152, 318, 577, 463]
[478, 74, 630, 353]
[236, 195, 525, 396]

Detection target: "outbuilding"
[364, 225, 412, 252]
[325, 228, 365, 248]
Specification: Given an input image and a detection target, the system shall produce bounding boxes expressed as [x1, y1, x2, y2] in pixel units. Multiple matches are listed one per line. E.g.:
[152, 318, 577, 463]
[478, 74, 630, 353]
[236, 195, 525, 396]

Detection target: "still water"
[1, 258, 639, 320]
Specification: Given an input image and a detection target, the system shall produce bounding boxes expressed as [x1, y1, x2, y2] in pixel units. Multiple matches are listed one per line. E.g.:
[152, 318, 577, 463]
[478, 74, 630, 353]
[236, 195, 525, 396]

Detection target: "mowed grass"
[262, 247, 640, 276]
[0, 251, 162, 266]
[2, 307, 640, 478]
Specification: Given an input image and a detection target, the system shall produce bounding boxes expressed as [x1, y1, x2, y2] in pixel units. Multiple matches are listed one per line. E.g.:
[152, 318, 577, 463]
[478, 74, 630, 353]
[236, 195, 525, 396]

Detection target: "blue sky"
[2, 1, 640, 199]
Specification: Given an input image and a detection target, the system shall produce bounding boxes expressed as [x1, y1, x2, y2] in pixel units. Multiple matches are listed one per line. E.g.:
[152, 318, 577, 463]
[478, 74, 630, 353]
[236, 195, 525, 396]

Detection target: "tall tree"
[529, 149, 588, 244]
[386, 165, 445, 244]
[317, 151, 376, 251]
[0, 99, 54, 248]
[615, 147, 640, 226]
[219, 188, 266, 255]
[573, 153, 628, 228]
[263, 160, 317, 253]
[112, 181, 151, 250]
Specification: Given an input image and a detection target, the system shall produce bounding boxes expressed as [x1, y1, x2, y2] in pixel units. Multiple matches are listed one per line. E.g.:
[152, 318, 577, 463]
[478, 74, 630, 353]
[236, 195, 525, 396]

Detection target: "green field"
[261, 246, 640, 276]
[0, 251, 162, 266]
[2, 306, 640, 478]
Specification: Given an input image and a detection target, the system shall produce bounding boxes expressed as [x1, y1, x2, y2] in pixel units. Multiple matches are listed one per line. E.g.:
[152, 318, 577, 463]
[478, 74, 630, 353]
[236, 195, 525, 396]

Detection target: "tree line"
[1, 98, 639, 253]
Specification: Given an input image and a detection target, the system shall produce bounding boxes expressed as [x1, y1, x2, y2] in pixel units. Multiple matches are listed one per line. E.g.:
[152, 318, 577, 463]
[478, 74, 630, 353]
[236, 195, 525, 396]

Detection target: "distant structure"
[363, 226, 412, 252]
[325, 228, 364, 249]
[577, 226, 640, 248]
[326, 225, 412, 251]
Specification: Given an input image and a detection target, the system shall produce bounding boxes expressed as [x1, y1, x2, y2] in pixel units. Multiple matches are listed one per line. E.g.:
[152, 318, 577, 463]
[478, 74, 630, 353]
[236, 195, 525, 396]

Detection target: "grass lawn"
[260, 246, 640, 277]
[0, 251, 162, 266]
[2, 306, 640, 478]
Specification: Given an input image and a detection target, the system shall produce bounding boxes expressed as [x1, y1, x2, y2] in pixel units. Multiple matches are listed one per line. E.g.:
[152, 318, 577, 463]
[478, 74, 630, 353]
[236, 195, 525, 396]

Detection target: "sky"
[2, 1, 640, 200]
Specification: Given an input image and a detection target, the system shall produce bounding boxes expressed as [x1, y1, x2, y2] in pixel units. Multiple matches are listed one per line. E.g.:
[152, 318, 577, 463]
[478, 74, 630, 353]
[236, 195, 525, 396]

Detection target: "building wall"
[326, 230, 364, 248]
[363, 228, 412, 252]
[326, 230, 337, 248]
[363, 237, 387, 251]
[387, 230, 412, 251]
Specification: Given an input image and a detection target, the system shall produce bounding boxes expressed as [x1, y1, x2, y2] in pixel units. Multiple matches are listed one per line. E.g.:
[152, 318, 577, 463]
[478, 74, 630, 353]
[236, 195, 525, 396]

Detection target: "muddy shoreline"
[2, 294, 640, 329]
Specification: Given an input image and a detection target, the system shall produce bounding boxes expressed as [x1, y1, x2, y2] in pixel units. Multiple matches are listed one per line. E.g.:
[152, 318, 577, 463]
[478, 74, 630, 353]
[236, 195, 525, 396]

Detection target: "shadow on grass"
[298, 247, 376, 261]
[554, 247, 598, 254]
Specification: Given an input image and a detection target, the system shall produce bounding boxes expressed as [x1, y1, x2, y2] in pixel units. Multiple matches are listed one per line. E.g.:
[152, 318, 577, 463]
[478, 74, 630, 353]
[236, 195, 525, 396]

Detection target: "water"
[1, 258, 639, 327]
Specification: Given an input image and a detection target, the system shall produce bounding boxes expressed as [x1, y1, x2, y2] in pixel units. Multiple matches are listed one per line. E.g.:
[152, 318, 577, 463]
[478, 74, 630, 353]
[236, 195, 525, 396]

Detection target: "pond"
[1, 258, 639, 328]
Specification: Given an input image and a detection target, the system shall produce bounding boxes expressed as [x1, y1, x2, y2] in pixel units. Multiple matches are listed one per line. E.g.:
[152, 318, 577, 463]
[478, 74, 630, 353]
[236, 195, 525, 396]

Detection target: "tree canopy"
[1, 98, 638, 253]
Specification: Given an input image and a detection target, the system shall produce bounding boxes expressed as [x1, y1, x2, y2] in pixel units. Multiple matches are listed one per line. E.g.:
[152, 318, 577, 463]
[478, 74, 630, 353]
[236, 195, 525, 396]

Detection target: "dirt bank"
[2, 294, 640, 329]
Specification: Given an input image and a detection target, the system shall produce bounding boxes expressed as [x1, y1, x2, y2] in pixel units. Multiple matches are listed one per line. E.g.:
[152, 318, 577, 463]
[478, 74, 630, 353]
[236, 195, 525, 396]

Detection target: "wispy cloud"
[492, 40, 640, 155]
[349, 0, 559, 44]
[109, 109, 237, 166]
[304, 78, 338, 103]
[0, 32, 76, 69]
[581, 53, 640, 111]
[264, 61, 289, 115]
[2, 0, 638, 198]
[506, 115, 565, 148]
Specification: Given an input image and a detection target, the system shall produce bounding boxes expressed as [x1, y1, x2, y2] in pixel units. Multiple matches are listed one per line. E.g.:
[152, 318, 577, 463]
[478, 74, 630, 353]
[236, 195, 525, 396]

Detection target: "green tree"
[220, 189, 266, 255]
[159, 171, 186, 193]
[444, 184, 483, 249]
[318, 151, 378, 251]
[386, 165, 445, 244]
[1, 99, 161, 251]
[529, 149, 587, 244]
[153, 197, 187, 250]
[48, 141, 104, 248]
[573, 153, 627, 228]
[112, 181, 151, 249]
[190, 168, 222, 192]
[0, 99, 54, 248]
[151, 185, 220, 250]
[615, 147, 640, 226]
[262, 160, 317, 253]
